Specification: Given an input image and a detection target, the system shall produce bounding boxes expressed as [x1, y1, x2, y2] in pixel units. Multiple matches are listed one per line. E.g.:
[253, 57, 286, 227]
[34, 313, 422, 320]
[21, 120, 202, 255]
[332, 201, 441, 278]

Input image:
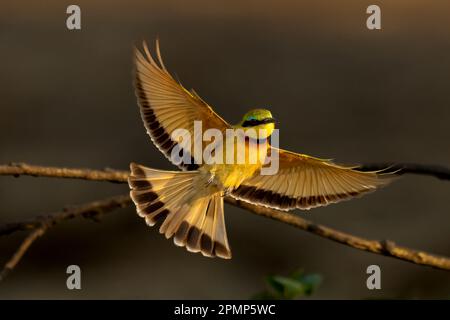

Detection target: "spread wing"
[231, 148, 395, 210]
[134, 40, 230, 170]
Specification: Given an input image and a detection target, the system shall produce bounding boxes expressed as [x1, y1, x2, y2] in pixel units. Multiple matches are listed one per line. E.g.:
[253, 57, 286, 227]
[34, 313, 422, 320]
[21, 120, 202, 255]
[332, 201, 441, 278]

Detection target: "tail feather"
[128, 163, 232, 259]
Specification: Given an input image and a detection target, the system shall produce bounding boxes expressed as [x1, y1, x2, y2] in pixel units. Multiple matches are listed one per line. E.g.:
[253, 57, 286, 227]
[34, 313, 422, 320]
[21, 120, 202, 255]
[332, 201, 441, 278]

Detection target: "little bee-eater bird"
[129, 41, 394, 259]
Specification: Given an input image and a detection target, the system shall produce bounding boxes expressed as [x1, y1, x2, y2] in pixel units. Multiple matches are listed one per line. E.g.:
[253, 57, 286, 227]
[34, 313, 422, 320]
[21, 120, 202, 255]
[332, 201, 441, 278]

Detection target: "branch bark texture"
[1, 162, 450, 272]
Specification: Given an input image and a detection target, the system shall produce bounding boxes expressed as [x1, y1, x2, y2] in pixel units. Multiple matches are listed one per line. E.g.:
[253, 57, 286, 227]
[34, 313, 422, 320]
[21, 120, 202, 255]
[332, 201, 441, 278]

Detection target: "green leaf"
[269, 275, 307, 299]
[299, 274, 322, 295]
[265, 275, 286, 296]
[255, 269, 322, 300]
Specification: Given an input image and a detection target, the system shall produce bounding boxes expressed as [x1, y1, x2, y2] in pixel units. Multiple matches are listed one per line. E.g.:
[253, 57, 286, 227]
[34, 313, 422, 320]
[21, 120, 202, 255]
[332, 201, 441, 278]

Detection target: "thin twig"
[0, 194, 131, 237]
[1, 163, 450, 271]
[358, 163, 450, 180]
[0, 162, 129, 183]
[0, 227, 47, 281]
[0, 194, 132, 280]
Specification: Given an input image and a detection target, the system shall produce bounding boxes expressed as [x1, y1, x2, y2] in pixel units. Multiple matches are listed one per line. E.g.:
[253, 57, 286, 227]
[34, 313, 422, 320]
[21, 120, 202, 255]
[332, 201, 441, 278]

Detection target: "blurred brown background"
[0, 0, 449, 299]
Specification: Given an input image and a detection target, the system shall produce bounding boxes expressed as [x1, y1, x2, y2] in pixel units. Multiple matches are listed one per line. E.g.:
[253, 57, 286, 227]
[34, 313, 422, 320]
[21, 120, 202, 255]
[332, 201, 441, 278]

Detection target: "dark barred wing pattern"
[232, 148, 394, 211]
[134, 41, 230, 170]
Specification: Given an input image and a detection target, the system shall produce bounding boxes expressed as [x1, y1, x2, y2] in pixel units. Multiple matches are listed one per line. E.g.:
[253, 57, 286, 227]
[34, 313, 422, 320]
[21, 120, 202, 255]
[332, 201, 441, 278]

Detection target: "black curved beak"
[264, 117, 277, 124]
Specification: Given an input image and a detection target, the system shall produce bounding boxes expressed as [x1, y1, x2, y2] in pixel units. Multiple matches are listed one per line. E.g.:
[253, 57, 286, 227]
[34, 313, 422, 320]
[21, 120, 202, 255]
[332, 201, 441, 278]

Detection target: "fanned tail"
[128, 163, 231, 259]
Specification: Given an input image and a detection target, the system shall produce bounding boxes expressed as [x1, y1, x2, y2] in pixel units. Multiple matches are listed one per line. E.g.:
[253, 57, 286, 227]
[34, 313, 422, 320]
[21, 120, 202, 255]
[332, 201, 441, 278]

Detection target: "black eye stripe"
[242, 119, 261, 127]
[242, 118, 275, 127]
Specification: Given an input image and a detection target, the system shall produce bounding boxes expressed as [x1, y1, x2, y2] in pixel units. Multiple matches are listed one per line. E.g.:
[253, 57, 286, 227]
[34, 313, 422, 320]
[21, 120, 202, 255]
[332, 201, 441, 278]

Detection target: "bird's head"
[238, 109, 276, 140]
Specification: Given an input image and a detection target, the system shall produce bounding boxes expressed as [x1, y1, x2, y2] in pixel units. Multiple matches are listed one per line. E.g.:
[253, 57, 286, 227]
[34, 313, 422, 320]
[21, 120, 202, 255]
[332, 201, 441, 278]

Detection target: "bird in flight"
[129, 40, 394, 259]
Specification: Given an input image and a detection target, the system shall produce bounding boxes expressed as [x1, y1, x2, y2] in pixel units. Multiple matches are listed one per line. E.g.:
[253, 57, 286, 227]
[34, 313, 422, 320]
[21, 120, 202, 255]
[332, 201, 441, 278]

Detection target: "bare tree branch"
[1, 162, 450, 272]
[0, 227, 47, 281]
[226, 198, 450, 271]
[2, 161, 449, 182]
[0, 162, 129, 183]
[358, 162, 450, 180]
[0, 195, 131, 281]
[0, 194, 131, 237]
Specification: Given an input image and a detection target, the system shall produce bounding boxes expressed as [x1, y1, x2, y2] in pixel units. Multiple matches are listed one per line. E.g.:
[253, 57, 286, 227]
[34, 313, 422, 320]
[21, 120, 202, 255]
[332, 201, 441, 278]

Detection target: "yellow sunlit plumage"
[128, 40, 394, 259]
